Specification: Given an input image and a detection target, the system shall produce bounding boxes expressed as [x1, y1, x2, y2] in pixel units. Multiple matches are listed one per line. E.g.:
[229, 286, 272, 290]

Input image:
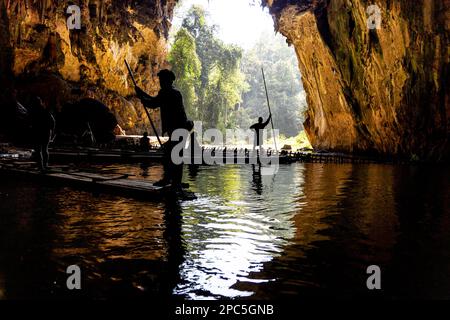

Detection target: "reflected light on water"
[0, 162, 449, 299]
[174, 165, 304, 299]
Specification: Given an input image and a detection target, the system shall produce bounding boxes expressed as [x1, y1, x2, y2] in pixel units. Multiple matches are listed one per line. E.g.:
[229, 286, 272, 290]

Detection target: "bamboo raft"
[0, 161, 197, 201]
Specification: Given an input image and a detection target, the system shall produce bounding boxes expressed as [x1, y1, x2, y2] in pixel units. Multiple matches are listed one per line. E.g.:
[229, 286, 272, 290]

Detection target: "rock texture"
[1, 0, 177, 134]
[2, 0, 448, 159]
[264, 0, 449, 160]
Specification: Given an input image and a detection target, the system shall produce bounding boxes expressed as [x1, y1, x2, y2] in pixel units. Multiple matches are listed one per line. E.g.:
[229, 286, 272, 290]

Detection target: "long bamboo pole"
[261, 67, 278, 152]
[125, 59, 162, 147]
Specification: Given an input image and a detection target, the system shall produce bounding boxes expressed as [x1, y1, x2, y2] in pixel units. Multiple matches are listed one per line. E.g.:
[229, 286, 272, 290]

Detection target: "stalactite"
[16, 22, 21, 45]
[99, 0, 104, 21]
[0, 0, 13, 89]
[43, 32, 57, 64]
[1, 0, 179, 134]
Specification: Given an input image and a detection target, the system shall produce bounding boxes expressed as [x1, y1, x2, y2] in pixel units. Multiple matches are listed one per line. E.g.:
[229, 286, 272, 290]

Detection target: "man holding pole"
[134, 69, 190, 189]
[250, 115, 271, 152]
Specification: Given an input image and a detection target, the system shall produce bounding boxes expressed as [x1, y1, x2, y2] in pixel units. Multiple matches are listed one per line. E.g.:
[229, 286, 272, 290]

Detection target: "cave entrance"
[170, 0, 311, 150]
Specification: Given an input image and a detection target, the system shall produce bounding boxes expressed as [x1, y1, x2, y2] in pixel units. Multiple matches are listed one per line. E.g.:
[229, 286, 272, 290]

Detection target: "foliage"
[241, 32, 307, 137]
[170, 5, 248, 130]
[168, 28, 202, 119]
[169, 5, 307, 138]
[271, 131, 312, 150]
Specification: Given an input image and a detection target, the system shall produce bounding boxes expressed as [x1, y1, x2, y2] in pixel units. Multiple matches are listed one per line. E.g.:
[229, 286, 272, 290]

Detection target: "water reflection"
[164, 200, 185, 297]
[0, 162, 449, 299]
[175, 164, 303, 299]
[251, 164, 263, 195]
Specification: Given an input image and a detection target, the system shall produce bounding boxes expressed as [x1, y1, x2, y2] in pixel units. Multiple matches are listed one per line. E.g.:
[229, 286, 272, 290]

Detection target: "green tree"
[171, 5, 248, 130]
[168, 27, 202, 119]
[241, 32, 306, 137]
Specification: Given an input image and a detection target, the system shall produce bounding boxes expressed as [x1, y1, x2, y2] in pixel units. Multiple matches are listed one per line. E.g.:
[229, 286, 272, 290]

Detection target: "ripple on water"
[1, 162, 449, 299]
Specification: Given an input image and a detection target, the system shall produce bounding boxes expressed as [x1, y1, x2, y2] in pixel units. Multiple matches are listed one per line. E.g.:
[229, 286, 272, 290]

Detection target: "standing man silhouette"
[29, 96, 55, 171]
[135, 70, 190, 190]
[250, 115, 271, 152]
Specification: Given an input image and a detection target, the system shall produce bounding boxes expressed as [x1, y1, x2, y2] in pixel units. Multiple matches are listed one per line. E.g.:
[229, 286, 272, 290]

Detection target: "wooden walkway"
[42, 146, 390, 165]
[50, 147, 368, 164]
[49, 147, 164, 162]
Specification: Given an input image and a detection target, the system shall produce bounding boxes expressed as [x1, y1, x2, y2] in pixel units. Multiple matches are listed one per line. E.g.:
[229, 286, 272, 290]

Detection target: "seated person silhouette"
[140, 132, 151, 152]
[250, 115, 271, 152]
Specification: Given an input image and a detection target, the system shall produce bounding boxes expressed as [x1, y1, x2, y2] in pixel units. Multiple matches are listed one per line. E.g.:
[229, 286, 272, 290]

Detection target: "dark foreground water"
[0, 162, 449, 300]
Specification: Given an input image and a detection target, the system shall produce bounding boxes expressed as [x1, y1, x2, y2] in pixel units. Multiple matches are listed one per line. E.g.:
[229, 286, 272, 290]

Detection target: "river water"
[0, 162, 449, 300]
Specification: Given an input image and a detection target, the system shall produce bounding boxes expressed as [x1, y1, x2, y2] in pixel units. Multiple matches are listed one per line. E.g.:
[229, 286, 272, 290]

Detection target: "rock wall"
[264, 0, 449, 160]
[1, 0, 177, 134]
[2, 0, 448, 159]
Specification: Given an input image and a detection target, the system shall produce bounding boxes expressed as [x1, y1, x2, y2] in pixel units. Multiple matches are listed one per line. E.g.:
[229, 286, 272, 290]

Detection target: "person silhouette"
[139, 132, 151, 152]
[29, 96, 55, 171]
[250, 115, 271, 152]
[135, 69, 192, 190]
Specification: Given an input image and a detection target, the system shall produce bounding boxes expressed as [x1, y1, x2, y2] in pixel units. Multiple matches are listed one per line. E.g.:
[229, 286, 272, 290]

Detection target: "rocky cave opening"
[0, 0, 448, 161]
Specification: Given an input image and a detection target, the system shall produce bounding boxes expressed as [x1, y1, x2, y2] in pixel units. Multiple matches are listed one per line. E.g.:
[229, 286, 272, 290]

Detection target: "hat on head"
[157, 69, 176, 82]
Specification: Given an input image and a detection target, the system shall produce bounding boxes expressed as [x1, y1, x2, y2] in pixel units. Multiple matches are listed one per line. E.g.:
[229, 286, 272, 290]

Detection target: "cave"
[0, 0, 448, 161]
[1, 0, 450, 305]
